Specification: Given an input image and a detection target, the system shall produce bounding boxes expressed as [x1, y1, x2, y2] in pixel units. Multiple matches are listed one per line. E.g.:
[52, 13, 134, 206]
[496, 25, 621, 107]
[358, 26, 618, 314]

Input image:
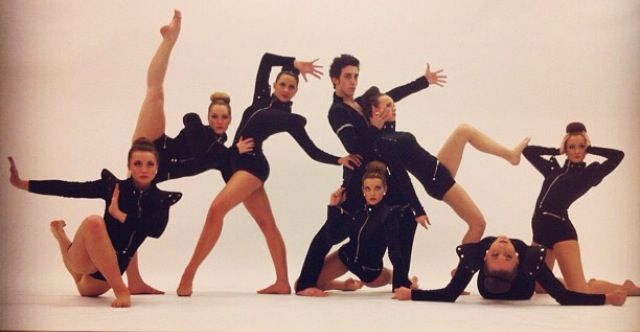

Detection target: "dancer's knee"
[81, 215, 106, 233]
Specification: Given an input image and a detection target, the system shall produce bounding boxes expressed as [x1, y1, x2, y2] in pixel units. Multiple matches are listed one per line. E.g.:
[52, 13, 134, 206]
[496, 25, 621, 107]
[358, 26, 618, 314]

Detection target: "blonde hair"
[208, 91, 231, 115]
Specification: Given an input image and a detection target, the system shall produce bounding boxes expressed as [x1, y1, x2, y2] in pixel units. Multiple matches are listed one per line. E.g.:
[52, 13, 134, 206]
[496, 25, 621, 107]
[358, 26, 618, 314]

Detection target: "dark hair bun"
[365, 160, 387, 173]
[566, 122, 587, 134]
[210, 92, 231, 105]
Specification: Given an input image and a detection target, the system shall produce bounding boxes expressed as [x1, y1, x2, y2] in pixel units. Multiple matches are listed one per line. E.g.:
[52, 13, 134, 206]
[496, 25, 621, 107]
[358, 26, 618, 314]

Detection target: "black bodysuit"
[295, 77, 430, 292]
[410, 237, 606, 305]
[326, 202, 409, 286]
[523, 145, 624, 248]
[231, 53, 341, 182]
[153, 114, 237, 183]
[28, 169, 182, 280]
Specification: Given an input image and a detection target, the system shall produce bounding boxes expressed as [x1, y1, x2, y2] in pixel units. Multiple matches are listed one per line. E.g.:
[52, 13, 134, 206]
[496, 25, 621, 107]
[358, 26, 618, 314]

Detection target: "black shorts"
[338, 249, 382, 283]
[231, 152, 270, 182]
[421, 159, 456, 200]
[532, 212, 578, 249]
[89, 253, 131, 281]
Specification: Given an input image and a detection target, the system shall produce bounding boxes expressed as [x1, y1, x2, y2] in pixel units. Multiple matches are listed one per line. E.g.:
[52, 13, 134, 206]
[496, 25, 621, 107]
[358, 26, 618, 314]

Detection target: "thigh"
[242, 186, 276, 226]
[67, 217, 106, 274]
[442, 184, 484, 225]
[317, 251, 349, 287]
[211, 171, 262, 214]
[76, 274, 112, 297]
[365, 267, 391, 288]
[552, 240, 588, 292]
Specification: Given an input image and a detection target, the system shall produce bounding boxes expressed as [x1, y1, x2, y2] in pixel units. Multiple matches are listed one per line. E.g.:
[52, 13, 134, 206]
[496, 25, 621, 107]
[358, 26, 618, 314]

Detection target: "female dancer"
[131, 9, 253, 184]
[393, 236, 627, 306]
[523, 122, 639, 295]
[7, 139, 181, 308]
[176, 53, 361, 296]
[314, 161, 417, 294]
[368, 91, 529, 243]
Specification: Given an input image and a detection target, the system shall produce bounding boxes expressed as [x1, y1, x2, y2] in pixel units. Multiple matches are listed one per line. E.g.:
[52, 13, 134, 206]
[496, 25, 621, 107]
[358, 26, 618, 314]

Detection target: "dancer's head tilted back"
[483, 236, 520, 294]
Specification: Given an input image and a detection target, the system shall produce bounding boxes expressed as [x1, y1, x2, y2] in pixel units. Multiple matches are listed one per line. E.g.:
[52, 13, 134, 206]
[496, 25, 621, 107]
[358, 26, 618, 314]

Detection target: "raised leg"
[131, 10, 182, 142]
[242, 186, 291, 294]
[176, 171, 262, 296]
[437, 123, 530, 177]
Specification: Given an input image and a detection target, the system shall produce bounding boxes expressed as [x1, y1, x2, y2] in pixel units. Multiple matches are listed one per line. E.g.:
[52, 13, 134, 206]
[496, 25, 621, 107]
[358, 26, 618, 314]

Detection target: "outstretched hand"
[293, 58, 323, 82]
[424, 63, 447, 87]
[329, 187, 346, 206]
[8, 157, 28, 190]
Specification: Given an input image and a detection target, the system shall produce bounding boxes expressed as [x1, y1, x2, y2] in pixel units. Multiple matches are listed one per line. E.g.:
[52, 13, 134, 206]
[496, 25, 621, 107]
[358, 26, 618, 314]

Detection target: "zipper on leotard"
[541, 211, 566, 221]
[354, 208, 371, 263]
[432, 160, 439, 180]
[538, 166, 570, 209]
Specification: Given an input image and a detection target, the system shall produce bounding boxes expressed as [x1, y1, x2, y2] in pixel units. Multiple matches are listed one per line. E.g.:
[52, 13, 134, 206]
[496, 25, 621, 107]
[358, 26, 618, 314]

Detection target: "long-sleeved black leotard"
[230, 53, 341, 182]
[523, 145, 624, 248]
[295, 77, 429, 292]
[326, 201, 410, 287]
[410, 237, 606, 305]
[28, 169, 181, 280]
[153, 113, 238, 183]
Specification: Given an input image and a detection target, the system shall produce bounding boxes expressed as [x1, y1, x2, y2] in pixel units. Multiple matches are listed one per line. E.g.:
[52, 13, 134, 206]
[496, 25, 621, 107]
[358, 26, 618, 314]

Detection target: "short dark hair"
[566, 122, 587, 134]
[329, 54, 360, 87]
[128, 137, 160, 164]
[482, 264, 518, 294]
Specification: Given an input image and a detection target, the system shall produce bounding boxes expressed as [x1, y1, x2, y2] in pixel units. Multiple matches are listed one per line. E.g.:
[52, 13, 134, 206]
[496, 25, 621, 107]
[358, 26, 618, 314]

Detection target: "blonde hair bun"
[210, 91, 231, 105]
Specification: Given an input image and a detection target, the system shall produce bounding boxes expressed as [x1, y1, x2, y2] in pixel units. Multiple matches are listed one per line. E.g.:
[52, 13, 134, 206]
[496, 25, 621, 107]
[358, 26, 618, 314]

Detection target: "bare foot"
[111, 289, 131, 308]
[257, 281, 291, 295]
[409, 276, 419, 289]
[623, 280, 640, 296]
[176, 273, 194, 297]
[296, 287, 328, 297]
[343, 278, 364, 291]
[509, 137, 531, 165]
[129, 282, 165, 295]
[160, 9, 182, 44]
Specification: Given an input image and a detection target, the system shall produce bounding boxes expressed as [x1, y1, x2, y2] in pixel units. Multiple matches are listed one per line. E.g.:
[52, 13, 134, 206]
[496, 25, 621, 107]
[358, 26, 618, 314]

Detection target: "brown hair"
[566, 121, 587, 134]
[482, 264, 518, 294]
[128, 137, 160, 163]
[208, 91, 231, 116]
[362, 160, 387, 187]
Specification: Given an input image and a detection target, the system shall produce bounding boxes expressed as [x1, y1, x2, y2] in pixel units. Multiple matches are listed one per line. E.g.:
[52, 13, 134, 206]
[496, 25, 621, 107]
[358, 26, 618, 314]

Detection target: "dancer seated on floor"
[312, 161, 418, 295]
[176, 52, 361, 296]
[393, 236, 627, 306]
[523, 122, 639, 296]
[132, 9, 253, 184]
[7, 139, 181, 308]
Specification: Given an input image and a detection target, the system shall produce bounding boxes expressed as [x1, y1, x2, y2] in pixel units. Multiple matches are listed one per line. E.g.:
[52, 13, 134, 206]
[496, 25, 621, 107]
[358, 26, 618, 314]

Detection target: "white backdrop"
[1, 1, 638, 296]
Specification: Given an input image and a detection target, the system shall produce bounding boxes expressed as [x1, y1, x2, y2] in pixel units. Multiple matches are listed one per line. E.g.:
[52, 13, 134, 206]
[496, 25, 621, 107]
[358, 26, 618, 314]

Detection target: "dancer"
[314, 161, 417, 294]
[176, 52, 361, 296]
[523, 122, 639, 295]
[7, 138, 181, 308]
[296, 54, 446, 295]
[369, 92, 528, 244]
[393, 236, 627, 306]
[131, 9, 253, 184]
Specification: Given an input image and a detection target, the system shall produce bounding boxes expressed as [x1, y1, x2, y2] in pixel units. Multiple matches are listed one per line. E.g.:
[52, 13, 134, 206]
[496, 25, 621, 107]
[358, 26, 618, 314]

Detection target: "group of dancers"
[8, 10, 638, 308]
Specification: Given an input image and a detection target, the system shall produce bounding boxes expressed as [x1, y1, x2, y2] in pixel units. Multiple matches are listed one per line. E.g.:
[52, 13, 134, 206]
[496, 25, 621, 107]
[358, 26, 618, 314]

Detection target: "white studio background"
[0, 1, 638, 296]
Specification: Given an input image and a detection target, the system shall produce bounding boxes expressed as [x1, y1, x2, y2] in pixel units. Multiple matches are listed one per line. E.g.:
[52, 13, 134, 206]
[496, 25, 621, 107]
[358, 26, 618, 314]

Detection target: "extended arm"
[586, 146, 624, 185]
[253, 53, 296, 104]
[410, 259, 475, 302]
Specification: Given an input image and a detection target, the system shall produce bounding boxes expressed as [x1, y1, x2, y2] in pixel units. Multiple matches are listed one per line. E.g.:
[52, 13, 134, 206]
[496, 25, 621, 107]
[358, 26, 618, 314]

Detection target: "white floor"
[1, 289, 638, 332]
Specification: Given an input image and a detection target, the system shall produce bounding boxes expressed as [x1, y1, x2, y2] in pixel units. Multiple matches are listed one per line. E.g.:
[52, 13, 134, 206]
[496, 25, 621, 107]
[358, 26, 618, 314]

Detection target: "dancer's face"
[362, 178, 386, 206]
[208, 104, 231, 135]
[565, 134, 587, 163]
[128, 151, 158, 189]
[332, 65, 359, 98]
[373, 95, 397, 121]
[273, 74, 298, 102]
[484, 236, 519, 272]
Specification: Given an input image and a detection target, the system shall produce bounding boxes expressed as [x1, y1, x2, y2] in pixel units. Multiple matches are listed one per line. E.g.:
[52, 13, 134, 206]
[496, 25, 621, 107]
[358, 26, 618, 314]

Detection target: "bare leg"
[177, 171, 262, 296]
[364, 268, 392, 288]
[437, 124, 530, 177]
[50, 220, 82, 283]
[131, 10, 181, 142]
[441, 184, 486, 244]
[126, 253, 164, 295]
[242, 187, 291, 294]
[316, 251, 362, 291]
[59, 216, 131, 307]
[554, 240, 639, 295]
